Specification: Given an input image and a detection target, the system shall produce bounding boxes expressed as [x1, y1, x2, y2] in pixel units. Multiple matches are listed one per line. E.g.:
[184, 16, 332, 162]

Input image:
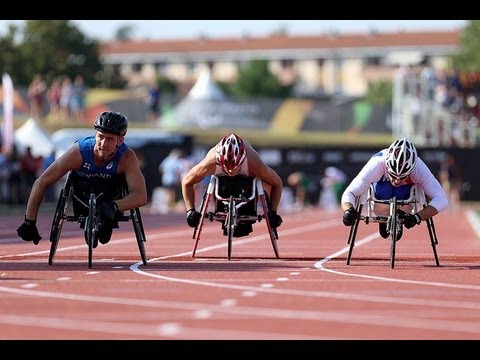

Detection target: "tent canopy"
[14, 118, 56, 157]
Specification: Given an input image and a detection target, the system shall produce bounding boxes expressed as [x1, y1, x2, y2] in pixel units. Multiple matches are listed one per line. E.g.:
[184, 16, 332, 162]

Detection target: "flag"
[2, 73, 14, 153]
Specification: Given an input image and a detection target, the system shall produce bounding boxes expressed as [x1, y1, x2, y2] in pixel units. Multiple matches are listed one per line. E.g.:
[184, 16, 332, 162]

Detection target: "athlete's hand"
[17, 217, 42, 245]
[99, 201, 119, 221]
[401, 213, 421, 229]
[186, 209, 201, 228]
[343, 207, 359, 226]
[268, 211, 283, 229]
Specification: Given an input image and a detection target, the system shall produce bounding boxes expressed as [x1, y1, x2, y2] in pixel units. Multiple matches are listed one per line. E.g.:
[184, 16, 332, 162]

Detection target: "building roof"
[99, 30, 462, 64]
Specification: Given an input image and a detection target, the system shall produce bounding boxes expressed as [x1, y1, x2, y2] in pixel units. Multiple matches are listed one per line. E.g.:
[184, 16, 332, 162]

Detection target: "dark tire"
[346, 204, 363, 265]
[48, 186, 70, 266]
[85, 193, 97, 269]
[226, 196, 235, 260]
[389, 197, 398, 269]
[131, 208, 147, 265]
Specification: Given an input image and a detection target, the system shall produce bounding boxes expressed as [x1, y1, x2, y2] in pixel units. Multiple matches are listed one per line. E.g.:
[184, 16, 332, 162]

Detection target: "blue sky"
[0, 20, 467, 41]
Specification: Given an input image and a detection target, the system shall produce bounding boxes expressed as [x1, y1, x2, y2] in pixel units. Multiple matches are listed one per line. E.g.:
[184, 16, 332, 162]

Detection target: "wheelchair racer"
[16, 111, 147, 246]
[340, 137, 448, 240]
[181, 133, 283, 237]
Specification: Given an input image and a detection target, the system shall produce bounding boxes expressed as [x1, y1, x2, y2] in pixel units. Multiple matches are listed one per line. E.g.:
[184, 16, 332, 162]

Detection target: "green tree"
[450, 20, 480, 71]
[0, 20, 103, 86]
[115, 25, 136, 41]
[231, 59, 292, 98]
[366, 80, 392, 105]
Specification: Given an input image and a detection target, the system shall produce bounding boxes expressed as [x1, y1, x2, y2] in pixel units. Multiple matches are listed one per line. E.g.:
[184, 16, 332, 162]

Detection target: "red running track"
[0, 205, 479, 340]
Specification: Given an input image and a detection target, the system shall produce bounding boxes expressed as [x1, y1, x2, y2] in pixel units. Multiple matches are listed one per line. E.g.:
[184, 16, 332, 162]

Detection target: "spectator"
[158, 148, 183, 213]
[28, 74, 46, 122]
[438, 154, 462, 211]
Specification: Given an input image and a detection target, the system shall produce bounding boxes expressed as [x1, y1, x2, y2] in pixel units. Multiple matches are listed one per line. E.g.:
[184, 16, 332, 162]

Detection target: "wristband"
[187, 208, 195, 214]
[414, 213, 421, 224]
[24, 216, 36, 225]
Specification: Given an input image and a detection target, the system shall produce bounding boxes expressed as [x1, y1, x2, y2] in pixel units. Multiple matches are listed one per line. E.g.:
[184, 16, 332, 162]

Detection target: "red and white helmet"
[385, 137, 417, 178]
[216, 133, 247, 175]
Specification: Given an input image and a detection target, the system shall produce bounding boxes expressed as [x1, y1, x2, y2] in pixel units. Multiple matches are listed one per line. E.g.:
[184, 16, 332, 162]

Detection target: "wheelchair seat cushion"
[217, 175, 255, 198]
[215, 175, 257, 215]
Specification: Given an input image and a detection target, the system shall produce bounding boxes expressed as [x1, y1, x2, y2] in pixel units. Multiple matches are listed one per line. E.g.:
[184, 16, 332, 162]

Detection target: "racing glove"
[17, 217, 42, 245]
[99, 201, 119, 221]
[268, 211, 283, 229]
[343, 207, 359, 226]
[186, 208, 201, 228]
[401, 213, 421, 229]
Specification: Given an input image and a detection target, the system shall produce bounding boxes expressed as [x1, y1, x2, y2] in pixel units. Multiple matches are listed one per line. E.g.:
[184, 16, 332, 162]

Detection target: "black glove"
[186, 208, 201, 228]
[99, 201, 119, 221]
[343, 207, 359, 226]
[401, 213, 421, 229]
[17, 217, 42, 245]
[268, 211, 283, 229]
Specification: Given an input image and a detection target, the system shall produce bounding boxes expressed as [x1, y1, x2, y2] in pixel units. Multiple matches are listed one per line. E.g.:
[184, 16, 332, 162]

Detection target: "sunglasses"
[388, 172, 408, 181]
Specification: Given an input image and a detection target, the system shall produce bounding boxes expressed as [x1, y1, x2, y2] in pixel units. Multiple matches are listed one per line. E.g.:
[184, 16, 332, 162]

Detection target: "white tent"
[186, 68, 226, 100]
[14, 118, 56, 157]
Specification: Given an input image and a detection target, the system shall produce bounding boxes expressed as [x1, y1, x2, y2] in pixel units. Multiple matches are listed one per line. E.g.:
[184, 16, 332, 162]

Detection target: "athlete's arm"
[116, 148, 148, 211]
[25, 144, 82, 221]
[181, 147, 217, 211]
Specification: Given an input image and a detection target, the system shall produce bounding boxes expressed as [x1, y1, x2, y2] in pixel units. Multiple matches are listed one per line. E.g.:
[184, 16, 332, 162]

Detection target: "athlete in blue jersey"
[17, 111, 147, 246]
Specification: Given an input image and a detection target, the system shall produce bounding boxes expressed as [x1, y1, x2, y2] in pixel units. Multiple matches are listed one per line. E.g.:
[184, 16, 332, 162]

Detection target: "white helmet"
[385, 137, 417, 178]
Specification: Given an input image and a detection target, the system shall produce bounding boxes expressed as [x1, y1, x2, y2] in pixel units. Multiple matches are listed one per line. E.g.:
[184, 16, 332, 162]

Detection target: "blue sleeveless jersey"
[75, 136, 128, 180]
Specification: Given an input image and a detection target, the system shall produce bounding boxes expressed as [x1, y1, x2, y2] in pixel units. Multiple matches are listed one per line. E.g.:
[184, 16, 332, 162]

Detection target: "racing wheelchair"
[49, 171, 148, 268]
[192, 175, 280, 260]
[346, 184, 440, 269]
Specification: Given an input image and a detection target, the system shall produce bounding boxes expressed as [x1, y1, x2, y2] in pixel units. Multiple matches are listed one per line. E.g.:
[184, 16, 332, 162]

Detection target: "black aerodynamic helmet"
[94, 111, 128, 136]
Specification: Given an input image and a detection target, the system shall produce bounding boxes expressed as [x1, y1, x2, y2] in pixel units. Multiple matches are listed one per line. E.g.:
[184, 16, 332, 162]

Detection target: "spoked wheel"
[226, 196, 235, 260]
[84, 193, 98, 269]
[426, 217, 440, 266]
[49, 187, 70, 265]
[389, 197, 398, 269]
[131, 208, 147, 265]
[346, 207, 362, 265]
[259, 194, 280, 259]
[192, 189, 211, 258]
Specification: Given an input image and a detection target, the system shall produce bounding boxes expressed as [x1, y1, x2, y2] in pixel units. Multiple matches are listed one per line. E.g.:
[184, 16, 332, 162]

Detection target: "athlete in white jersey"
[341, 137, 448, 239]
[181, 133, 283, 232]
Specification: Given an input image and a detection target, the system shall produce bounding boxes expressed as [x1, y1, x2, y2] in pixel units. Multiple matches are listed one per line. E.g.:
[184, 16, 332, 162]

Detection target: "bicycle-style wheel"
[259, 194, 280, 258]
[346, 204, 363, 265]
[226, 196, 235, 260]
[131, 208, 147, 265]
[49, 186, 71, 265]
[84, 193, 98, 269]
[389, 197, 398, 269]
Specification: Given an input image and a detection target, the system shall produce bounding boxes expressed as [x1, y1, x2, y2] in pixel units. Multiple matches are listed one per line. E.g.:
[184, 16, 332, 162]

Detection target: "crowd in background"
[27, 73, 87, 124]
[0, 144, 53, 205]
[397, 64, 480, 147]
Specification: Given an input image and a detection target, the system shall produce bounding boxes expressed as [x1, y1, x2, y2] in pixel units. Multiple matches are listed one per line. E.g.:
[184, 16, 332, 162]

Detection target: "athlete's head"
[94, 111, 128, 136]
[216, 133, 247, 176]
[385, 137, 417, 179]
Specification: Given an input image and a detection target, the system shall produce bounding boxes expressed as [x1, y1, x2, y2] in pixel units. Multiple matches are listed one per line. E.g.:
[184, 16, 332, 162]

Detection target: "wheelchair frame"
[49, 171, 148, 268]
[346, 184, 440, 269]
[192, 175, 280, 259]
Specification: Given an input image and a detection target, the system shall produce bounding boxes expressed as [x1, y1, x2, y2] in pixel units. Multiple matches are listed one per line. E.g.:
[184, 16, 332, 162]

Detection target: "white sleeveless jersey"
[341, 149, 448, 212]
